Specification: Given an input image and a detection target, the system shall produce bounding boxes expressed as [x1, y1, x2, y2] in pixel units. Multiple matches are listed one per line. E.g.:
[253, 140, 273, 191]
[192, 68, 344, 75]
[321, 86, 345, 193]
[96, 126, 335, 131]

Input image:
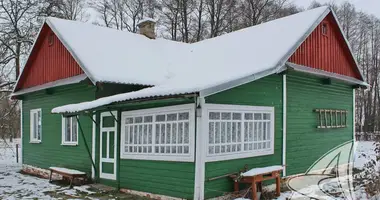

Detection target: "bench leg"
[234, 181, 239, 192]
[276, 176, 281, 197]
[49, 171, 53, 183]
[258, 182, 263, 192]
[251, 178, 257, 200]
[69, 177, 74, 189]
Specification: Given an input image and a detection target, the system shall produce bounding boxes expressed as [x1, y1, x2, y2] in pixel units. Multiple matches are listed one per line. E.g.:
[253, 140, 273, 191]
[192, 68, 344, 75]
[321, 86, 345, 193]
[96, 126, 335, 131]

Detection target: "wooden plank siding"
[285, 71, 353, 175]
[119, 160, 195, 198]
[93, 100, 196, 199]
[288, 13, 362, 80]
[16, 24, 84, 90]
[22, 83, 96, 174]
[204, 75, 284, 199]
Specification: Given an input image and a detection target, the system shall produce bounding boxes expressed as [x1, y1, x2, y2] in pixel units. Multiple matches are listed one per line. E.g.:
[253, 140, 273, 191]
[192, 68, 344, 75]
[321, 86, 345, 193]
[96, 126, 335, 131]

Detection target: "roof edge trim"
[11, 74, 88, 97]
[286, 62, 369, 87]
[329, 9, 365, 81]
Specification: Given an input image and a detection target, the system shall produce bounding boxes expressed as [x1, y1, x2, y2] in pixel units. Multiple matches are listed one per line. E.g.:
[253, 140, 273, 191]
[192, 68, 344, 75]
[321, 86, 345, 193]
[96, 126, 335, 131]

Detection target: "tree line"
[0, 0, 378, 139]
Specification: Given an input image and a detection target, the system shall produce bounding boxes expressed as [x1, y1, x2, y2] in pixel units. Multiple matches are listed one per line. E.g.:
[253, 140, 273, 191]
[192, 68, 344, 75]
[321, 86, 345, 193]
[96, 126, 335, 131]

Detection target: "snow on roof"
[51, 6, 332, 113]
[47, 6, 328, 86]
[47, 17, 190, 85]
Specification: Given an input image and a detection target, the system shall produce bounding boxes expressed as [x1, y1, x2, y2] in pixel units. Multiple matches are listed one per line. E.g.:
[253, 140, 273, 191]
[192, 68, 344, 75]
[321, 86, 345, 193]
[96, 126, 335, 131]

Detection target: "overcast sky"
[292, 0, 380, 18]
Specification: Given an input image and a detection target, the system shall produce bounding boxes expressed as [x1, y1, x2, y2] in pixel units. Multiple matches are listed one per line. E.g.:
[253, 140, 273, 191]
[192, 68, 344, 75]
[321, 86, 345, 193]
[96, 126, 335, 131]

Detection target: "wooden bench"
[49, 167, 87, 188]
[230, 166, 283, 200]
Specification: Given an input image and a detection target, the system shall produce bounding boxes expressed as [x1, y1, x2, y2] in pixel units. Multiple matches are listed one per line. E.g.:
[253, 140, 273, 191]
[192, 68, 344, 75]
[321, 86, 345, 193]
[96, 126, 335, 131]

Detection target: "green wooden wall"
[119, 160, 195, 199]
[22, 83, 96, 174]
[286, 72, 354, 175]
[93, 100, 196, 199]
[204, 75, 284, 198]
[20, 71, 354, 199]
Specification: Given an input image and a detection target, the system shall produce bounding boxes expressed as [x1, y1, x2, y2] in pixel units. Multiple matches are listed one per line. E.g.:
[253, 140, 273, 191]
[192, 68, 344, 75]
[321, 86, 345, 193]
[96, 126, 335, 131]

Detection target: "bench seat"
[49, 167, 87, 188]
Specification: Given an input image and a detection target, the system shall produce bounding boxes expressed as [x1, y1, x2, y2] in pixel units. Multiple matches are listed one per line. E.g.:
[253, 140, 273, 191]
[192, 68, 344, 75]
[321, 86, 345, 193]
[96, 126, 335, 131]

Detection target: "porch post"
[76, 115, 97, 176]
[353, 89, 356, 146]
[282, 74, 287, 177]
[20, 100, 23, 165]
[194, 97, 206, 200]
[91, 114, 96, 179]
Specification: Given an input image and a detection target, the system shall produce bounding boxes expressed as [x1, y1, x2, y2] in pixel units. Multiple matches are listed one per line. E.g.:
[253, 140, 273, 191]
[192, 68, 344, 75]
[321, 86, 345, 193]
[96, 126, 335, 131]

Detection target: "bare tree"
[0, 0, 40, 80]
[205, 0, 238, 38]
[160, 0, 181, 40]
[90, 0, 158, 32]
[239, 0, 290, 27]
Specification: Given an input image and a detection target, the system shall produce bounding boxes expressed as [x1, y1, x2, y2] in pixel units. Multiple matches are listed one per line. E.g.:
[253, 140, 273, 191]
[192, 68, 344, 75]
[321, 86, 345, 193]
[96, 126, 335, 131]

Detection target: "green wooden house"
[12, 6, 367, 200]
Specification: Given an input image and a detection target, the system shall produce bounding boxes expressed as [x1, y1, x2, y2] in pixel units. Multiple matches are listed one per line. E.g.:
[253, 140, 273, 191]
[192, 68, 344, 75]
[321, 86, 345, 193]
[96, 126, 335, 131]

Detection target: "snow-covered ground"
[276, 141, 379, 200]
[0, 139, 119, 200]
[0, 140, 379, 199]
[355, 141, 377, 169]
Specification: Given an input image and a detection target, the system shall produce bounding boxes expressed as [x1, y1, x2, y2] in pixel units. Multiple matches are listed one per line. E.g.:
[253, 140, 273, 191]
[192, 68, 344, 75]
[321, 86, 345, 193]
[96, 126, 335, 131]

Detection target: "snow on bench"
[237, 165, 283, 200]
[49, 167, 86, 175]
[49, 167, 87, 188]
[241, 165, 283, 177]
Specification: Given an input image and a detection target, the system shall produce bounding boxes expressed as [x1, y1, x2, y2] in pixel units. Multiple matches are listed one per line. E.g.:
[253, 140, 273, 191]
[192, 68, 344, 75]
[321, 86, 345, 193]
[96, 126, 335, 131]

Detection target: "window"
[30, 109, 42, 143]
[315, 109, 348, 128]
[322, 23, 328, 35]
[62, 116, 78, 145]
[206, 104, 274, 162]
[121, 104, 195, 162]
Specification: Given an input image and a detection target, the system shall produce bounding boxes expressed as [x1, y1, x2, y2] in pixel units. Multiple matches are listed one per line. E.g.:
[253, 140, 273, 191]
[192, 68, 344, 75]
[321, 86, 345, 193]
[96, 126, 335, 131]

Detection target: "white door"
[99, 111, 117, 180]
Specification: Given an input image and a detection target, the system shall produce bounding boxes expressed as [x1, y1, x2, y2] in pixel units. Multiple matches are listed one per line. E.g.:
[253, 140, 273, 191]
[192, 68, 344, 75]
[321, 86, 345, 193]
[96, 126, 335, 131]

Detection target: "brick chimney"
[137, 18, 156, 39]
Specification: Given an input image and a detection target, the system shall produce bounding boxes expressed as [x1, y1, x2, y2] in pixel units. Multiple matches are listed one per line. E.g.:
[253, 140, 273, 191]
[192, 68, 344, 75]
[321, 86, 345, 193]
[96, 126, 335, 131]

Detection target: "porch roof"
[52, 62, 367, 114]
[52, 84, 198, 114]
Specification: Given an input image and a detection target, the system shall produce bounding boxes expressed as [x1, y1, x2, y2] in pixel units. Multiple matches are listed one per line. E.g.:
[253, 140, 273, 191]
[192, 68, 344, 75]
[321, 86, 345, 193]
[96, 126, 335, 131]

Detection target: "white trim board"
[12, 74, 87, 96]
[99, 111, 118, 180]
[353, 89, 356, 147]
[20, 100, 23, 164]
[282, 74, 287, 177]
[194, 97, 206, 200]
[286, 62, 368, 87]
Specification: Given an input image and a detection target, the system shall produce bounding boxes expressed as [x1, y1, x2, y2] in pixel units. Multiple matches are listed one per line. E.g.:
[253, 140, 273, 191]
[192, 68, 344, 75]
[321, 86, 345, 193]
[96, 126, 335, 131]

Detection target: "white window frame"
[120, 104, 195, 162]
[30, 108, 42, 143]
[205, 104, 275, 162]
[61, 116, 79, 145]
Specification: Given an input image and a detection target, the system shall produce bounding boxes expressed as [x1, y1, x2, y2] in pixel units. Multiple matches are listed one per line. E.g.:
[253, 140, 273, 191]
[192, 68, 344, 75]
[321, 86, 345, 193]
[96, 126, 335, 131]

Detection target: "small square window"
[322, 23, 328, 35]
[48, 33, 54, 46]
[62, 116, 78, 145]
[30, 109, 42, 143]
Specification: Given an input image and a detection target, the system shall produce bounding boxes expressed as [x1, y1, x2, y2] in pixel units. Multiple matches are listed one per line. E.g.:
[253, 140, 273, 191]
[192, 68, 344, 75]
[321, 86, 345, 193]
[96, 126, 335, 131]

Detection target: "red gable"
[15, 24, 84, 91]
[288, 13, 362, 80]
